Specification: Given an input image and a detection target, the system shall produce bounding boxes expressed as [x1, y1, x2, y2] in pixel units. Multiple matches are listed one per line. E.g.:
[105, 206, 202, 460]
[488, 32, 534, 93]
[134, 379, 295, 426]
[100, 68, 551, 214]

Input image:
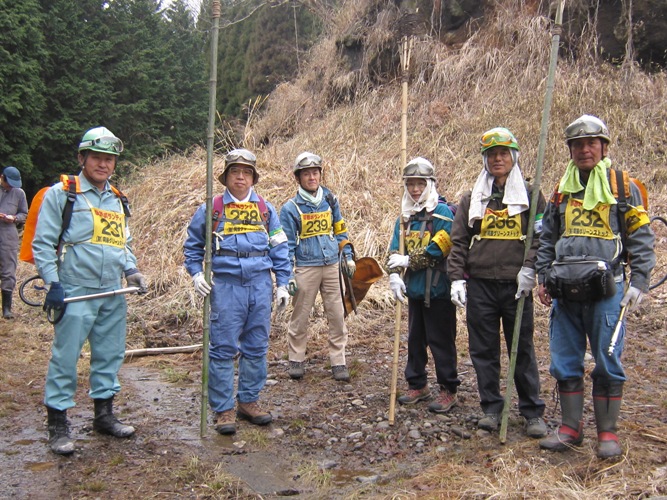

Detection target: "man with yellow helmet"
[448, 127, 547, 438]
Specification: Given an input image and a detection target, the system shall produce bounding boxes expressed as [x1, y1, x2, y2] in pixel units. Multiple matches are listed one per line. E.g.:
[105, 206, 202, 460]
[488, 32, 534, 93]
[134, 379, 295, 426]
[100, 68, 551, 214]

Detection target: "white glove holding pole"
[515, 266, 537, 300]
[387, 254, 410, 269]
[450, 280, 467, 308]
[276, 285, 290, 311]
[620, 285, 643, 311]
[389, 273, 406, 303]
[193, 272, 212, 297]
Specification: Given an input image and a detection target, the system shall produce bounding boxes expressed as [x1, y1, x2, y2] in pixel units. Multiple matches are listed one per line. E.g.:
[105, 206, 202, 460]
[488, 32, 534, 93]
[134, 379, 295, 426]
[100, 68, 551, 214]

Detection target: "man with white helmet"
[279, 152, 355, 382]
[33, 126, 147, 455]
[184, 148, 291, 435]
[386, 157, 460, 413]
[0, 166, 28, 319]
[447, 127, 547, 437]
[535, 115, 655, 459]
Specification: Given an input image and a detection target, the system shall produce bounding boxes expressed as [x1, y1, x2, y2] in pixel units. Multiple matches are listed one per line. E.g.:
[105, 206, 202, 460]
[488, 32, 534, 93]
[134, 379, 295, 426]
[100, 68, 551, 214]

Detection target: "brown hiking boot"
[397, 386, 431, 405]
[428, 389, 457, 413]
[214, 410, 236, 435]
[237, 401, 272, 426]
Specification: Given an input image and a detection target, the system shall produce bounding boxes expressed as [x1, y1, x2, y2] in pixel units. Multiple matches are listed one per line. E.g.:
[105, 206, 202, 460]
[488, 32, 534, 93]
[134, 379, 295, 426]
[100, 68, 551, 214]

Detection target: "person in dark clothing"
[448, 127, 547, 438]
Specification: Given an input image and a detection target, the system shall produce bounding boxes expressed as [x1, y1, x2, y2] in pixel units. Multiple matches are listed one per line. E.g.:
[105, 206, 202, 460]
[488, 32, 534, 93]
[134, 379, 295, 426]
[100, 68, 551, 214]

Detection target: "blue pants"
[208, 275, 272, 413]
[44, 284, 127, 410]
[548, 285, 626, 384]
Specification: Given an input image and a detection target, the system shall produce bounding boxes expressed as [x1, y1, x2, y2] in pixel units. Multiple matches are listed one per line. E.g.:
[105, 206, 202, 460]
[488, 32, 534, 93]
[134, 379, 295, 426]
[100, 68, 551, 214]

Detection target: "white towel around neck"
[468, 163, 529, 227]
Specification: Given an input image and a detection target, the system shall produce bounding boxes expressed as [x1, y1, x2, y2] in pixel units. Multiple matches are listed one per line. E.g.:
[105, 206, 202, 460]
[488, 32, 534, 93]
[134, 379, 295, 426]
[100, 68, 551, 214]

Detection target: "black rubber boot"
[93, 396, 135, 438]
[2, 290, 14, 319]
[47, 406, 75, 455]
[539, 378, 585, 451]
[593, 380, 623, 459]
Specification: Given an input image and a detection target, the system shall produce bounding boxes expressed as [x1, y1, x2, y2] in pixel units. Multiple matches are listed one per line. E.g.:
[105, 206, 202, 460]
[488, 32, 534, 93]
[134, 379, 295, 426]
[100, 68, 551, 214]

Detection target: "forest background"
[1, 0, 322, 196]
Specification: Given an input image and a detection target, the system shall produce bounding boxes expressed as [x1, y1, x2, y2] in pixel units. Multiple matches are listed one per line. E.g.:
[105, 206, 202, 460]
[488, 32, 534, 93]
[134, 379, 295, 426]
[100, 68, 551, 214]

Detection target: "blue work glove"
[287, 278, 298, 296]
[125, 269, 148, 294]
[44, 282, 65, 312]
[344, 258, 356, 278]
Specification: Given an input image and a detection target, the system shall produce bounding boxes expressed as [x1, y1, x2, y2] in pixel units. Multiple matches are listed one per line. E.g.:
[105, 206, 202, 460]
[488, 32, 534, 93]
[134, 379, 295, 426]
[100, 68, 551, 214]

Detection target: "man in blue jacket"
[33, 126, 147, 455]
[279, 152, 355, 382]
[184, 148, 291, 435]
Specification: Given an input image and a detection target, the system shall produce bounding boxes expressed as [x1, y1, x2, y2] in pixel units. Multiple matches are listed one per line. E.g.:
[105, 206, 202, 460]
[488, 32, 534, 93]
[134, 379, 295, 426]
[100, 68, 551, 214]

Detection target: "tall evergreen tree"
[0, 0, 47, 188]
[35, 0, 116, 183]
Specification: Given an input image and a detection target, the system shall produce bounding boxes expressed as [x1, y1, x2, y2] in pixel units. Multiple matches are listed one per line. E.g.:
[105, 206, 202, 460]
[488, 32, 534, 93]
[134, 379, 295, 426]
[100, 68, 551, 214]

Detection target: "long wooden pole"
[389, 36, 412, 425]
[499, 0, 564, 444]
[201, 0, 221, 438]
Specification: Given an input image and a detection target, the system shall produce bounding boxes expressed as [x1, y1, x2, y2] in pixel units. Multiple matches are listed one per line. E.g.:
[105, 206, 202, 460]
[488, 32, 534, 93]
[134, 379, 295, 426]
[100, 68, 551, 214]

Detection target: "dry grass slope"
[13, 0, 663, 497]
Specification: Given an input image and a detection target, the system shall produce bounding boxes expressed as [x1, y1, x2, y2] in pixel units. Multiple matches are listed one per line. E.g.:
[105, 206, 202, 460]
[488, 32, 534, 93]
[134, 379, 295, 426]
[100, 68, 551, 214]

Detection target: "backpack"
[212, 194, 269, 233]
[19, 175, 131, 265]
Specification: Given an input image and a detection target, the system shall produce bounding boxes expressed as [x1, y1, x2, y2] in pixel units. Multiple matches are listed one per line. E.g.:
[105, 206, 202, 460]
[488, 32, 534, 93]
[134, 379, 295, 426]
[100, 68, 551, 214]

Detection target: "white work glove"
[389, 273, 406, 303]
[276, 285, 290, 310]
[450, 280, 467, 308]
[344, 258, 356, 278]
[620, 286, 643, 311]
[387, 254, 410, 269]
[192, 272, 211, 297]
[515, 266, 537, 300]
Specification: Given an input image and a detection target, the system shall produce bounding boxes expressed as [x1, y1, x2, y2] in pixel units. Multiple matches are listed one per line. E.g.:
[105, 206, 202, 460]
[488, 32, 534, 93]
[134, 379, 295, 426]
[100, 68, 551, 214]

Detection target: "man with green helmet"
[33, 126, 147, 455]
[535, 115, 655, 459]
[279, 152, 355, 382]
[386, 157, 460, 413]
[448, 127, 547, 438]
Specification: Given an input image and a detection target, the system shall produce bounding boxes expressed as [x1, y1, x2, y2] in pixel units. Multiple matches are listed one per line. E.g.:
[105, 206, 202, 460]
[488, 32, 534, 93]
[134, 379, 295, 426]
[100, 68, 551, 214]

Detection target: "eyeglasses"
[228, 166, 255, 177]
[297, 154, 322, 168]
[225, 149, 256, 164]
[480, 130, 517, 149]
[79, 136, 124, 153]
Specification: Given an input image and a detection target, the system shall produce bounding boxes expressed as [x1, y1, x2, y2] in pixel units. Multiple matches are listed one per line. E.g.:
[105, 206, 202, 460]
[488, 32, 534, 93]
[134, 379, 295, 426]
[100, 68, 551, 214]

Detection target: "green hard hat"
[78, 127, 124, 155]
[480, 127, 520, 154]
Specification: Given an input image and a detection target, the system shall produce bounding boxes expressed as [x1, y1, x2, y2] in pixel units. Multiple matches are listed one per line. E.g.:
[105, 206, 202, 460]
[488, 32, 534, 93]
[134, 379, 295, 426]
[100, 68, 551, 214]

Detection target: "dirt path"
[1, 294, 666, 498]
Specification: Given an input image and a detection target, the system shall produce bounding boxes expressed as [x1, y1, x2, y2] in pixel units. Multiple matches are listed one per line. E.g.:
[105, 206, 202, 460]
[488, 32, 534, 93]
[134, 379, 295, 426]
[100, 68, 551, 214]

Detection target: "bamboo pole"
[200, 0, 221, 438]
[499, 0, 564, 444]
[125, 344, 203, 359]
[389, 35, 412, 425]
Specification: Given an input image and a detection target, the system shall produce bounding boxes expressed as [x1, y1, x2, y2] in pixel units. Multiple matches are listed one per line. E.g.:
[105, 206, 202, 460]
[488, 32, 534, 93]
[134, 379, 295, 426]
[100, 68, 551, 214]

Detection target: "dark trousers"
[405, 297, 460, 393]
[466, 278, 545, 418]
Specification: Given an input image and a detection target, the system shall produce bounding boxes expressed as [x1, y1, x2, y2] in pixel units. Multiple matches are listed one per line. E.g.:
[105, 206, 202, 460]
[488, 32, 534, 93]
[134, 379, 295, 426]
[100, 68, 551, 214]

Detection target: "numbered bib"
[405, 231, 430, 254]
[91, 208, 126, 248]
[222, 202, 264, 235]
[480, 208, 523, 240]
[563, 198, 614, 239]
[299, 211, 332, 239]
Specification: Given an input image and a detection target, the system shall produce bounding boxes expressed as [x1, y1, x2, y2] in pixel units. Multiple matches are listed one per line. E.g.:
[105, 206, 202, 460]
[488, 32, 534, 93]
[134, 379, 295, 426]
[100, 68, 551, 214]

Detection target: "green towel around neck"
[557, 157, 616, 210]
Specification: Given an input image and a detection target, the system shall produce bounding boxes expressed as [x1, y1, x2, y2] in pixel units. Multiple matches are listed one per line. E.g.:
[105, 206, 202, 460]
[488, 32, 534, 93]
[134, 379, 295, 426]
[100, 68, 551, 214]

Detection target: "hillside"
[3, 1, 667, 498]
